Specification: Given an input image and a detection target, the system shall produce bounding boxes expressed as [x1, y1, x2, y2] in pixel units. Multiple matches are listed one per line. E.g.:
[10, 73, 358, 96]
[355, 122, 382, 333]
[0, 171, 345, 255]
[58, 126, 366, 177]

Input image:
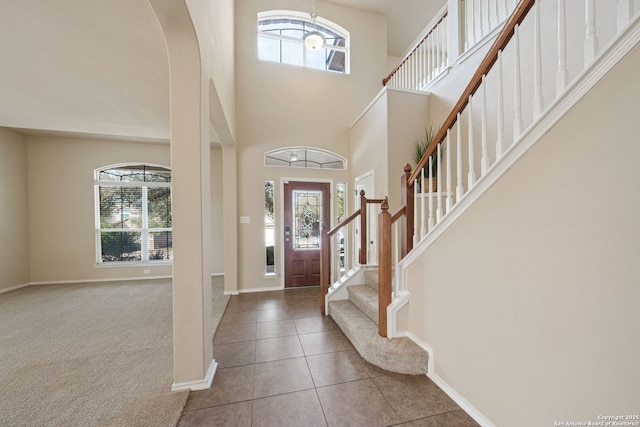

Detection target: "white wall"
[27, 136, 172, 283]
[0, 129, 30, 291]
[402, 42, 640, 426]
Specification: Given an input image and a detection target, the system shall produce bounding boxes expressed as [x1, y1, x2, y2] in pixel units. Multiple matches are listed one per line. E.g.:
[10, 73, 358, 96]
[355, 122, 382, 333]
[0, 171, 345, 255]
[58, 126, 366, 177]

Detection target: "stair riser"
[347, 286, 378, 325]
[364, 270, 378, 291]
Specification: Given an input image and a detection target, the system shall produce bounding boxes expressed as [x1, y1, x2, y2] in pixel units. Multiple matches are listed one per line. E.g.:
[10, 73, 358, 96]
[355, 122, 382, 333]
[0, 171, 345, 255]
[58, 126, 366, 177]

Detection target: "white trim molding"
[171, 360, 217, 392]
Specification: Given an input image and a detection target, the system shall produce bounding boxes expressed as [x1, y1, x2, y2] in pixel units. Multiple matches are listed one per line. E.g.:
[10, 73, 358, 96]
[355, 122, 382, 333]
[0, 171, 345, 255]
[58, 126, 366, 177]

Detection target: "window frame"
[257, 10, 350, 74]
[94, 163, 172, 265]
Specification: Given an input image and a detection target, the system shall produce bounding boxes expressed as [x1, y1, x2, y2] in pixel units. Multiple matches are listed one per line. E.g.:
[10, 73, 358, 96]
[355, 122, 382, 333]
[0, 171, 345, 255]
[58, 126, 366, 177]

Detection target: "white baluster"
[435, 26, 441, 75]
[427, 34, 432, 83]
[496, 50, 504, 159]
[456, 114, 464, 201]
[495, 0, 500, 28]
[443, 16, 449, 68]
[533, 0, 544, 118]
[446, 129, 453, 212]
[417, 42, 423, 88]
[464, 0, 469, 51]
[410, 55, 415, 90]
[438, 25, 444, 75]
[393, 221, 399, 288]
[481, 75, 489, 174]
[414, 172, 419, 245]
[557, 0, 569, 96]
[431, 30, 436, 79]
[618, 0, 634, 32]
[428, 157, 435, 230]
[479, 0, 484, 39]
[425, 40, 430, 87]
[436, 143, 443, 221]
[470, 0, 476, 47]
[584, 0, 599, 65]
[468, 95, 477, 188]
[403, 65, 408, 89]
[513, 24, 523, 138]
[420, 168, 426, 239]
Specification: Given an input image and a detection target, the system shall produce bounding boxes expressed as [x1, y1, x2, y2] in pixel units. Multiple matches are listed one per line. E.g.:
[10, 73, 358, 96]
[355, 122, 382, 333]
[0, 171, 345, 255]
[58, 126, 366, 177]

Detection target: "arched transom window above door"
[258, 10, 349, 74]
[264, 147, 346, 170]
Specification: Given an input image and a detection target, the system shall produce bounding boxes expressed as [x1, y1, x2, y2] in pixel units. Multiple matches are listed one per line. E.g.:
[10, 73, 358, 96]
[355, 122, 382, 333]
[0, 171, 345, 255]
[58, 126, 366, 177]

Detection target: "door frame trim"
[278, 177, 334, 289]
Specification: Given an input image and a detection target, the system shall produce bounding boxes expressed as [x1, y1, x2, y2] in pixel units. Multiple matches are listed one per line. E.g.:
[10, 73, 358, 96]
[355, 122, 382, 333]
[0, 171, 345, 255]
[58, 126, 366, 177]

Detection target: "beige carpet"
[0, 278, 224, 427]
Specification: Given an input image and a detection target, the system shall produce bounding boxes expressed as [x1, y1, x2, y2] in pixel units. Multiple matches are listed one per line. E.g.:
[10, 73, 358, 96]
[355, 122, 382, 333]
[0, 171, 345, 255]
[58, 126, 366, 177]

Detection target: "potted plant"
[412, 125, 438, 192]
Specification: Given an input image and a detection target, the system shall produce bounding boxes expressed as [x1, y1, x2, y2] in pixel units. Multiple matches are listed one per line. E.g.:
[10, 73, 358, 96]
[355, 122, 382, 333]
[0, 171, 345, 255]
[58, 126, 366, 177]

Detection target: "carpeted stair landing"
[329, 269, 428, 375]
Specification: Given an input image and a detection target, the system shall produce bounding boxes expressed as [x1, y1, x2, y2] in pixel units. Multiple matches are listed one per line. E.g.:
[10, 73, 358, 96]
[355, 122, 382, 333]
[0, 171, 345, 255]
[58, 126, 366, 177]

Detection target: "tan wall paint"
[386, 89, 430, 208]
[0, 129, 30, 291]
[210, 144, 224, 274]
[234, 0, 387, 291]
[351, 92, 389, 202]
[403, 44, 640, 426]
[350, 89, 430, 209]
[26, 136, 172, 283]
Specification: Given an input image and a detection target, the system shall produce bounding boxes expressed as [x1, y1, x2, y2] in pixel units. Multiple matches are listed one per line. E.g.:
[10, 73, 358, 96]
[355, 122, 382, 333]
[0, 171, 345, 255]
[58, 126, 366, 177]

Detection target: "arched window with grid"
[258, 10, 349, 74]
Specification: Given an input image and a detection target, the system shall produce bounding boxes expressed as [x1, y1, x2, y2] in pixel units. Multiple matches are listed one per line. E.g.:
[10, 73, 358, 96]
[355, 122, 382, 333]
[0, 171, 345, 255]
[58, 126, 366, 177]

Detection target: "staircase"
[329, 269, 428, 375]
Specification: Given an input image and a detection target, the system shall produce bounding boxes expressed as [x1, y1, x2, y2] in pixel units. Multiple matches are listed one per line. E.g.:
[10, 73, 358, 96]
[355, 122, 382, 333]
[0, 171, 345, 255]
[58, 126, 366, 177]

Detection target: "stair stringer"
[388, 14, 640, 340]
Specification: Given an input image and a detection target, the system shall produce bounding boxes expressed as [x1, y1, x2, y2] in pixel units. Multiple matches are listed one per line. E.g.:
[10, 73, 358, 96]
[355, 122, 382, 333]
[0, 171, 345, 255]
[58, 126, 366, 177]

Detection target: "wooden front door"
[283, 181, 330, 288]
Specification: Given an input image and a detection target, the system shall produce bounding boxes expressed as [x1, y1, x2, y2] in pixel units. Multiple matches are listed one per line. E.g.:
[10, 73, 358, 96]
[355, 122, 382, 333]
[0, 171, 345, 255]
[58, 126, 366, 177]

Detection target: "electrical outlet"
[143, 269, 151, 274]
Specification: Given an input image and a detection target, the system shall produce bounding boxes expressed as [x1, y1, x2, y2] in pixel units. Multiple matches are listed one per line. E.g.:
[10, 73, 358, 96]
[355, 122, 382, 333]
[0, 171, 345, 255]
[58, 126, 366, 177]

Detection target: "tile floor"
[178, 286, 480, 427]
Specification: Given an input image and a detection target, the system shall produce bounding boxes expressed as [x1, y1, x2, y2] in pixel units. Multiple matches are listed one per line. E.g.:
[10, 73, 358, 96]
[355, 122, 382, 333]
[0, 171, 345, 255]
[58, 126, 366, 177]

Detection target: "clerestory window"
[94, 164, 172, 264]
[258, 10, 349, 74]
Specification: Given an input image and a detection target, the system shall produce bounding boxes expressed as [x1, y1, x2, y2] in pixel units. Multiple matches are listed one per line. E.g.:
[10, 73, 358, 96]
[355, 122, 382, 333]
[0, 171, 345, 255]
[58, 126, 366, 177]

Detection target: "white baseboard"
[399, 331, 495, 427]
[211, 272, 224, 277]
[171, 359, 218, 392]
[0, 282, 31, 294]
[427, 372, 496, 427]
[28, 276, 172, 286]
[236, 286, 283, 294]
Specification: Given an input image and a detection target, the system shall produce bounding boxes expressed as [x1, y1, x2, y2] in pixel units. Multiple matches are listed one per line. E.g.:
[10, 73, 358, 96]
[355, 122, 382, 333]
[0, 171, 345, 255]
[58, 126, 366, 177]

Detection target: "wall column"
[148, 0, 215, 390]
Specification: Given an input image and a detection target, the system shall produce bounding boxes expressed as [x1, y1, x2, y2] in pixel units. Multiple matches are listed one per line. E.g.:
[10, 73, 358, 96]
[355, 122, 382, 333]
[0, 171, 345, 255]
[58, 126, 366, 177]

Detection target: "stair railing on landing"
[382, 10, 448, 90]
[377, 0, 638, 337]
[320, 190, 383, 314]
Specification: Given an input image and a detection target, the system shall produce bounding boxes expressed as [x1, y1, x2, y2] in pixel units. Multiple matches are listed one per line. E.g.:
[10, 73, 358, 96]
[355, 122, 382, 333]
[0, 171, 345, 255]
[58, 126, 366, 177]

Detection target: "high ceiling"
[0, 0, 445, 140]
[327, 0, 446, 57]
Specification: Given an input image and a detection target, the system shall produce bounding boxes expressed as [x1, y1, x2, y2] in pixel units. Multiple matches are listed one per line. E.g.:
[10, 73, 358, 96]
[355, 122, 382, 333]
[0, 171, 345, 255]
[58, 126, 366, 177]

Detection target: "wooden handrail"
[382, 10, 448, 86]
[327, 209, 360, 237]
[409, 0, 535, 184]
[391, 206, 406, 223]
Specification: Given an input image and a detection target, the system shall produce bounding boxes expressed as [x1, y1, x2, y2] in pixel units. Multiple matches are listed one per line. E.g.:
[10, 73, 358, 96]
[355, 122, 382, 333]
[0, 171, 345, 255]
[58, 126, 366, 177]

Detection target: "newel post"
[359, 190, 367, 265]
[378, 198, 391, 337]
[401, 164, 415, 258]
[320, 223, 330, 315]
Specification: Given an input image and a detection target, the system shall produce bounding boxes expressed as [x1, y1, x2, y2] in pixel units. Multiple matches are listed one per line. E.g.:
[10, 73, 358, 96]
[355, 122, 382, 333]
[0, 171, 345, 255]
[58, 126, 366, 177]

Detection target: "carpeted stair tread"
[347, 284, 378, 324]
[329, 299, 427, 375]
